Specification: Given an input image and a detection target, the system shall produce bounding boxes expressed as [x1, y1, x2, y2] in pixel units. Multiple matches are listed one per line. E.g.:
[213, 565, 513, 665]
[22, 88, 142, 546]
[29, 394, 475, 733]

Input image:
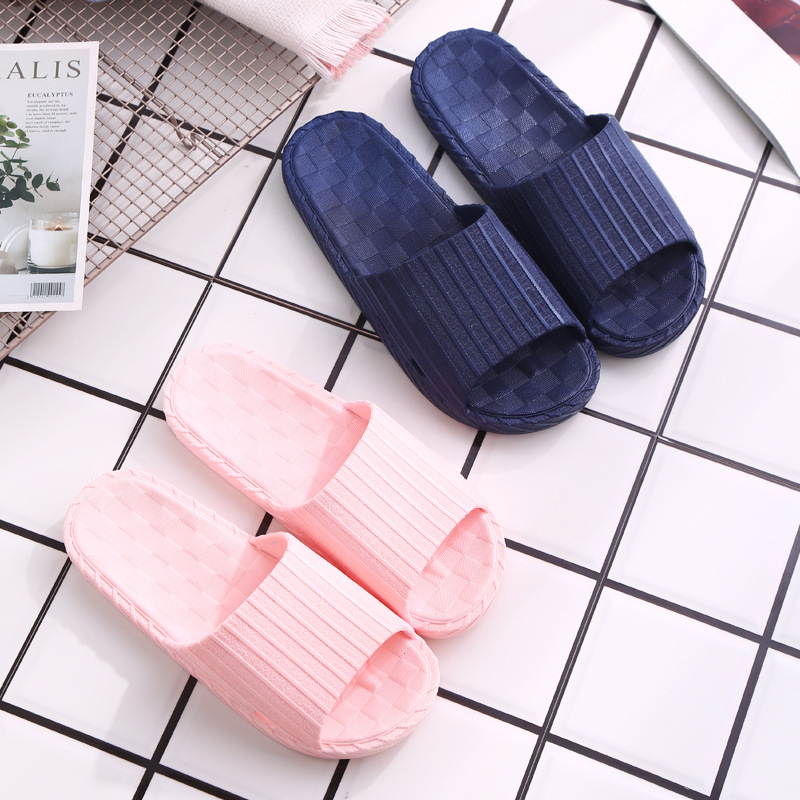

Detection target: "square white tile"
[152, 283, 351, 410]
[623, 24, 766, 170]
[721, 651, 800, 800]
[0, 531, 66, 680]
[587, 316, 699, 431]
[0, 711, 144, 800]
[552, 589, 757, 792]
[4, 569, 190, 757]
[143, 773, 222, 800]
[773, 560, 800, 651]
[334, 696, 537, 800]
[331, 334, 478, 471]
[250, 103, 303, 155]
[530, 742, 687, 800]
[468, 413, 650, 569]
[762, 147, 800, 186]
[123, 415, 266, 536]
[430, 548, 594, 724]
[0, 367, 139, 541]
[220, 169, 361, 322]
[500, 0, 656, 115]
[715, 182, 800, 330]
[136, 150, 273, 275]
[12, 254, 206, 403]
[633, 141, 754, 292]
[162, 683, 337, 800]
[665, 310, 800, 483]
[377, 0, 507, 62]
[611, 444, 800, 631]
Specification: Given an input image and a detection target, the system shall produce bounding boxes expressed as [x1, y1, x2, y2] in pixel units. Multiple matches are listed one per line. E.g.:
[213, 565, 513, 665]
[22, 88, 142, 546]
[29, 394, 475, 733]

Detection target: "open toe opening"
[466, 328, 598, 424]
[407, 508, 503, 637]
[66, 474, 278, 644]
[588, 243, 702, 351]
[321, 630, 436, 747]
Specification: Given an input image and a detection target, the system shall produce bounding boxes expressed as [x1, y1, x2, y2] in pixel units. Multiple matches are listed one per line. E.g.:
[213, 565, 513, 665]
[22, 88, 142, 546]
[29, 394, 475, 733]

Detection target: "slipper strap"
[354, 204, 580, 407]
[483, 114, 700, 317]
[283, 402, 484, 618]
[182, 534, 409, 751]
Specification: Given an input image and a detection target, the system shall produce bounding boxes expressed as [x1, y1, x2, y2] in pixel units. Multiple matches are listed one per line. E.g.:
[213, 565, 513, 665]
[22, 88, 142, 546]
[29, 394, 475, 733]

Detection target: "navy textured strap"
[355, 204, 579, 406]
[486, 114, 700, 317]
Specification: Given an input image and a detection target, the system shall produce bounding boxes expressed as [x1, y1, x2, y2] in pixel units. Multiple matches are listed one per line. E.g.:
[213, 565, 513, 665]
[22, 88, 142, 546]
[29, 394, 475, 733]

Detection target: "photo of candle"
[27, 211, 80, 273]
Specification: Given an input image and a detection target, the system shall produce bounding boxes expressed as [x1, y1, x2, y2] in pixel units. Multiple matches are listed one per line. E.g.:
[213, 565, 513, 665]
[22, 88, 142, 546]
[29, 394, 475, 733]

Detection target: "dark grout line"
[493, 0, 516, 33]
[153, 764, 251, 800]
[0, 519, 66, 553]
[426, 145, 446, 176]
[655, 142, 772, 438]
[505, 539, 600, 580]
[626, 132, 758, 180]
[604, 580, 763, 643]
[615, 16, 661, 121]
[546, 733, 707, 799]
[579, 405, 655, 437]
[0, 700, 151, 767]
[515, 435, 660, 800]
[438, 688, 541, 735]
[371, 47, 414, 67]
[131, 677, 198, 800]
[242, 141, 277, 160]
[0, 561, 71, 701]
[325, 314, 368, 392]
[607, 0, 655, 12]
[771, 639, 800, 659]
[11, 3, 39, 41]
[760, 174, 800, 194]
[710, 302, 800, 339]
[322, 759, 350, 800]
[461, 430, 486, 479]
[208, 87, 313, 283]
[3, 357, 146, 414]
[709, 522, 800, 798]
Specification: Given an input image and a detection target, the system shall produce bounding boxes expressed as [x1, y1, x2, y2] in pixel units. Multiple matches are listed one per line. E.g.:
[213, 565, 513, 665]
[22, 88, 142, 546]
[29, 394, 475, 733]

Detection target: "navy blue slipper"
[411, 29, 706, 357]
[282, 111, 599, 433]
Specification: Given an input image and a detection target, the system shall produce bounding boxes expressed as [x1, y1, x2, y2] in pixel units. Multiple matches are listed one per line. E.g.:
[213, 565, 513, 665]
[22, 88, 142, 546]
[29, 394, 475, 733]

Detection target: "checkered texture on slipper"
[412, 28, 705, 357]
[282, 110, 598, 431]
[63, 470, 438, 758]
[163, 342, 506, 638]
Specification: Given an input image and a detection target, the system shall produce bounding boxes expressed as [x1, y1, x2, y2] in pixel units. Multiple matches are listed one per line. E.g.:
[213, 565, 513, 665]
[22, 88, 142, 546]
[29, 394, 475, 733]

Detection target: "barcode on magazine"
[29, 282, 66, 299]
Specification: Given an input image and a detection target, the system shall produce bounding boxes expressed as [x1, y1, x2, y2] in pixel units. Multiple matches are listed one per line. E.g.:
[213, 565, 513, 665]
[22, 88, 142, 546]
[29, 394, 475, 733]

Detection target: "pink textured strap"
[283, 401, 478, 616]
[179, 533, 408, 749]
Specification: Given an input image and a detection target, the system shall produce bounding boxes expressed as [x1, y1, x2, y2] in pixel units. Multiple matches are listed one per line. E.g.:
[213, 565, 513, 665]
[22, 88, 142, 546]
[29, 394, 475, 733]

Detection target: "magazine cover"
[646, 0, 800, 175]
[0, 41, 98, 312]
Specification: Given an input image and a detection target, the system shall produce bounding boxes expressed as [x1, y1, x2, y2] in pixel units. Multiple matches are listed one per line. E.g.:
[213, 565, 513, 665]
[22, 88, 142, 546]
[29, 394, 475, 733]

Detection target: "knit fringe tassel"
[300, 2, 392, 80]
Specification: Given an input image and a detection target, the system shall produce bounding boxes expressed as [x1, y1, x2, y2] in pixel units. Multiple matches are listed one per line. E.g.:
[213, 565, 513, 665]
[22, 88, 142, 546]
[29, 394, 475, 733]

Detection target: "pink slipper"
[63, 470, 438, 758]
[163, 342, 505, 638]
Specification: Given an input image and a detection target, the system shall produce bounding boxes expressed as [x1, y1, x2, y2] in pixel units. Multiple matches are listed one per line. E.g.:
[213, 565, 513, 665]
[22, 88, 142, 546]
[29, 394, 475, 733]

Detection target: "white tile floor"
[1, 0, 799, 798]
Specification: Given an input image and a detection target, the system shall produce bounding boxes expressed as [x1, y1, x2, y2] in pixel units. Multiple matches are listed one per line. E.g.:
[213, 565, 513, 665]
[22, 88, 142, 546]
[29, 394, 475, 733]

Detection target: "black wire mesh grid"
[0, 0, 406, 359]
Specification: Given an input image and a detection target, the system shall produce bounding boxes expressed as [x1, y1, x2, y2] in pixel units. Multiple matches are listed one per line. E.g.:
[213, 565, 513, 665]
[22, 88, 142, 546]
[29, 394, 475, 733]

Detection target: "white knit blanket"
[201, 0, 392, 80]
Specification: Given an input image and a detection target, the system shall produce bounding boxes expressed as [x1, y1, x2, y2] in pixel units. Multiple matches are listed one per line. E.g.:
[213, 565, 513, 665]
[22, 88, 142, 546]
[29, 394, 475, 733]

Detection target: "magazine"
[646, 0, 800, 175]
[0, 41, 98, 312]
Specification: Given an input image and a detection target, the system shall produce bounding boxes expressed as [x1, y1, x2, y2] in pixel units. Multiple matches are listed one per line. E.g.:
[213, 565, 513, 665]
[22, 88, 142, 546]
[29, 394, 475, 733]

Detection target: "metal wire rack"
[0, 0, 406, 359]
